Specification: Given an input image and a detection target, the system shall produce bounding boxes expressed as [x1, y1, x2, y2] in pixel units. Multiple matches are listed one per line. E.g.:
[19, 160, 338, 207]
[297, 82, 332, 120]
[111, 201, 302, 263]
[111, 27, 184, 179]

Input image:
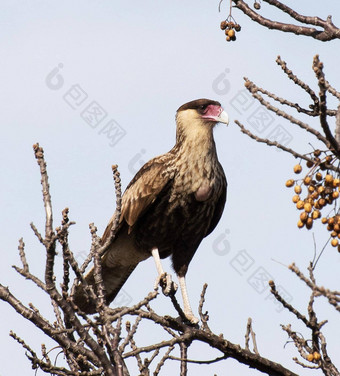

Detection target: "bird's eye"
[198, 105, 207, 114]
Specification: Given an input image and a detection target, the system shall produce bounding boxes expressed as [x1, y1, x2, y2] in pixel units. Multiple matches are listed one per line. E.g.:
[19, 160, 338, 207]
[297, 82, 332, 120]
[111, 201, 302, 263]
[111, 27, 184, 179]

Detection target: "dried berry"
[294, 185, 302, 194]
[325, 174, 333, 185]
[331, 238, 339, 247]
[333, 178, 340, 187]
[307, 353, 314, 362]
[296, 200, 305, 210]
[316, 172, 323, 181]
[297, 220, 304, 228]
[292, 195, 300, 203]
[306, 217, 313, 229]
[312, 210, 320, 220]
[304, 203, 312, 213]
[220, 21, 227, 30]
[294, 164, 302, 174]
[313, 352, 321, 361]
[300, 212, 308, 222]
[227, 29, 235, 38]
[304, 176, 312, 185]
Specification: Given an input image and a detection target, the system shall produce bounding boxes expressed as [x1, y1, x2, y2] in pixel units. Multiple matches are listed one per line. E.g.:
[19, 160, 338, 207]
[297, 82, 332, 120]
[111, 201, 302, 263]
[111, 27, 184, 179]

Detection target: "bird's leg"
[178, 275, 199, 325]
[151, 247, 177, 295]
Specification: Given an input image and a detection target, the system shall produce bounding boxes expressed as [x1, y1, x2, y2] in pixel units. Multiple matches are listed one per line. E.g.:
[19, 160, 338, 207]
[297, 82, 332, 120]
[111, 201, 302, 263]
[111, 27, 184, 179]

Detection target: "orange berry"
[331, 238, 338, 247]
[297, 220, 304, 228]
[294, 164, 302, 174]
[294, 185, 302, 194]
[325, 174, 333, 184]
[300, 212, 308, 222]
[296, 200, 305, 210]
[304, 203, 312, 213]
[227, 29, 235, 37]
[316, 172, 323, 181]
[312, 210, 320, 220]
[333, 178, 340, 187]
[313, 352, 321, 361]
[307, 353, 314, 362]
[292, 195, 300, 203]
[317, 186, 325, 194]
[286, 179, 294, 187]
[304, 176, 312, 185]
[318, 198, 326, 207]
[308, 185, 315, 193]
[306, 217, 313, 229]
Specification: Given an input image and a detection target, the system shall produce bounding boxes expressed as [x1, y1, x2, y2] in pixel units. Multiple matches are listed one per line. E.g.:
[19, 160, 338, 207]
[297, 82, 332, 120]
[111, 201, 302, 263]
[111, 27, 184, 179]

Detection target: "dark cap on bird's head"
[177, 98, 229, 125]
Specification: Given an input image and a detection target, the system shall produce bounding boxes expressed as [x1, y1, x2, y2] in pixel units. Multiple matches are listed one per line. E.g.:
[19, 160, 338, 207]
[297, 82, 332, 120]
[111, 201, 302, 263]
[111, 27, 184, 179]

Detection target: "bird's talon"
[154, 273, 164, 291]
[184, 312, 199, 325]
[154, 273, 177, 296]
[161, 273, 174, 296]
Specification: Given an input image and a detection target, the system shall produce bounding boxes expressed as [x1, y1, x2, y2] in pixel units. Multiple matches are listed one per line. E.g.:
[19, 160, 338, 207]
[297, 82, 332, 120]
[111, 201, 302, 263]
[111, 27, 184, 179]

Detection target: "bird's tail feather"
[73, 262, 138, 314]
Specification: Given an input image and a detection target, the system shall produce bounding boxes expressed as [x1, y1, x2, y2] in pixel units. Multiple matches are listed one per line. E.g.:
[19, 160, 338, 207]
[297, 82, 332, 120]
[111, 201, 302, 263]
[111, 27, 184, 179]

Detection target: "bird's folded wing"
[121, 156, 172, 228]
[101, 155, 173, 243]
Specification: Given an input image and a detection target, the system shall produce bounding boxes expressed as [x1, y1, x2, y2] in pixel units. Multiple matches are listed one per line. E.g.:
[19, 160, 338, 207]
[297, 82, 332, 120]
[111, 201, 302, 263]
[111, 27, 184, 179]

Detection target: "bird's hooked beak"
[215, 108, 229, 125]
[201, 105, 229, 125]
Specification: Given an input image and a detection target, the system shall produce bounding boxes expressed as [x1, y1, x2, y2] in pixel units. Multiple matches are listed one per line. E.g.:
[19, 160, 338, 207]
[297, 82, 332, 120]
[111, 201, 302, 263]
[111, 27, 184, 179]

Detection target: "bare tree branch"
[232, 0, 340, 41]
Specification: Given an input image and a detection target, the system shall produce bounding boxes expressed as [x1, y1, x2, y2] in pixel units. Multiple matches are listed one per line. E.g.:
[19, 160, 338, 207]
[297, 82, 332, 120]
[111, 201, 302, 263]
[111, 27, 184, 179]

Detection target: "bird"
[73, 98, 229, 324]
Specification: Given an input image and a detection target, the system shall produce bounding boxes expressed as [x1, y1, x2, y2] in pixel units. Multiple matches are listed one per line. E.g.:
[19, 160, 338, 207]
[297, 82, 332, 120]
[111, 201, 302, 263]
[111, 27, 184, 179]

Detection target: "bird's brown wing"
[120, 154, 173, 229]
[101, 154, 173, 243]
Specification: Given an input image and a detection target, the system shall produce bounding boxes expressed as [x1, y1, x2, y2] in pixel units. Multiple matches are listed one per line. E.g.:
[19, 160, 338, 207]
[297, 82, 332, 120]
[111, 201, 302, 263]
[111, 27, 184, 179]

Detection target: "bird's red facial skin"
[201, 105, 223, 121]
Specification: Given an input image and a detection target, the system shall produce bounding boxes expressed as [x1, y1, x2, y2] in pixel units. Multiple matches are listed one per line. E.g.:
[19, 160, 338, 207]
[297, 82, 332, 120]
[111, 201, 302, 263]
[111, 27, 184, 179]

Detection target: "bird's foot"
[154, 272, 178, 296]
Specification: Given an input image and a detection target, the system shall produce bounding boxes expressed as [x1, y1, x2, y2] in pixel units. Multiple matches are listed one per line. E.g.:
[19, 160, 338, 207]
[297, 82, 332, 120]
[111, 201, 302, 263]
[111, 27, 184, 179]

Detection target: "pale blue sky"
[1, 1, 340, 375]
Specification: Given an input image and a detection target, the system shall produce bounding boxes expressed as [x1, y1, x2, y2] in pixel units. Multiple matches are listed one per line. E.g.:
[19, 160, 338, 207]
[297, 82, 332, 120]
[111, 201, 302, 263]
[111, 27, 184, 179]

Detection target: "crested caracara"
[73, 98, 229, 324]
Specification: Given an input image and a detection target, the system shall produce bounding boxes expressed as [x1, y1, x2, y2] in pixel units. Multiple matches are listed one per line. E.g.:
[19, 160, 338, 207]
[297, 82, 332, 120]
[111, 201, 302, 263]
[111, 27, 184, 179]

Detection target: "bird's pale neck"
[173, 112, 218, 162]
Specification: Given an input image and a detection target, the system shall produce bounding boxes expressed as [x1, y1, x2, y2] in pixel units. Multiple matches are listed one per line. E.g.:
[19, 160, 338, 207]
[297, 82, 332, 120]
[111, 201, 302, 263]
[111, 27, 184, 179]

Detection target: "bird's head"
[175, 98, 229, 142]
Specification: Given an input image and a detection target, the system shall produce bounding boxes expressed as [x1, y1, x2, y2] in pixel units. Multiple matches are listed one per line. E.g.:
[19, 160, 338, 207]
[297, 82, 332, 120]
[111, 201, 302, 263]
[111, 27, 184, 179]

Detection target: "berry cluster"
[220, 20, 241, 42]
[307, 352, 321, 362]
[285, 150, 340, 251]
